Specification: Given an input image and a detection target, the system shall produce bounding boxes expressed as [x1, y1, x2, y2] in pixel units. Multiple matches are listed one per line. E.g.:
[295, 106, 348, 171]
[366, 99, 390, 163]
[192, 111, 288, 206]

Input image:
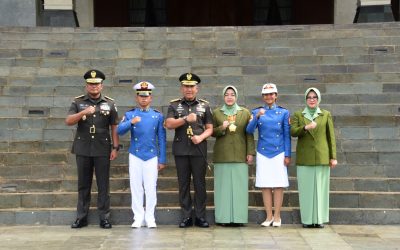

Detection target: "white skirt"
[255, 152, 289, 188]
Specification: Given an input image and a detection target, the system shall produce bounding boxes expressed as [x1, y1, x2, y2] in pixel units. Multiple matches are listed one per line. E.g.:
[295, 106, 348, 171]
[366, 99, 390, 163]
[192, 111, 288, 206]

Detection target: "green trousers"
[214, 163, 248, 223]
[297, 165, 330, 225]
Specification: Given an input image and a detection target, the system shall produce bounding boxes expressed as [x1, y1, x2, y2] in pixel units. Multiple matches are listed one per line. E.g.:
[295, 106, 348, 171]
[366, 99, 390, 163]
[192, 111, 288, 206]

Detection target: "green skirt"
[297, 165, 330, 225]
[214, 163, 249, 223]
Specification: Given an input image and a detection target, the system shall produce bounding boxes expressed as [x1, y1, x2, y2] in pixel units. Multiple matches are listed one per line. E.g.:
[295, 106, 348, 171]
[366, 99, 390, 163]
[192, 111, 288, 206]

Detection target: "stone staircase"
[0, 23, 399, 225]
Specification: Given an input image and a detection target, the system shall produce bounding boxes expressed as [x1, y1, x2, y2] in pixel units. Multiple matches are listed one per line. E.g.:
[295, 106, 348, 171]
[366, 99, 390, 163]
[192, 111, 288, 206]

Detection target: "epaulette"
[74, 94, 85, 99]
[104, 95, 114, 101]
[252, 106, 263, 111]
[277, 105, 287, 110]
[153, 109, 161, 113]
[199, 98, 209, 103]
[170, 98, 181, 103]
[129, 108, 136, 112]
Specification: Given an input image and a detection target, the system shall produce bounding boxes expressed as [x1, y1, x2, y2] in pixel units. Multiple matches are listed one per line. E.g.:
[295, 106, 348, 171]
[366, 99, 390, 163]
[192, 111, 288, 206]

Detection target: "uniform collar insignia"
[265, 103, 277, 110]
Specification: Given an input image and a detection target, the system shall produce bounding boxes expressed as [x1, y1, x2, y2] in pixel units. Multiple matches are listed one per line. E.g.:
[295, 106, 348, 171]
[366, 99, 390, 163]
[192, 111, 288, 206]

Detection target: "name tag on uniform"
[79, 103, 89, 110]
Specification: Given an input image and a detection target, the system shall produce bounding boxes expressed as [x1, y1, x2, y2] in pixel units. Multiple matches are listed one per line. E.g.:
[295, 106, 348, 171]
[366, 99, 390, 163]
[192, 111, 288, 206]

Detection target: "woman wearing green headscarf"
[291, 87, 337, 228]
[212, 85, 255, 226]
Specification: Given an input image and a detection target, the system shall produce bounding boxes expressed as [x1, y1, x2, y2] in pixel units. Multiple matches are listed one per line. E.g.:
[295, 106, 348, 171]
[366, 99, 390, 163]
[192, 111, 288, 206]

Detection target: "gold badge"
[186, 125, 193, 138]
[91, 71, 96, 78]
[140, 81, 148, 89]
[227, 115, 237, 132]
[229, 123, 237, 132]
[187, 73, 192, 80]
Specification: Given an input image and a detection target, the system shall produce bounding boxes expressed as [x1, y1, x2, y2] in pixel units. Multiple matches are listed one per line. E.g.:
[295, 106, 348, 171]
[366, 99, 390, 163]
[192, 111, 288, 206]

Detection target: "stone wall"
[0, 23, 399, 224]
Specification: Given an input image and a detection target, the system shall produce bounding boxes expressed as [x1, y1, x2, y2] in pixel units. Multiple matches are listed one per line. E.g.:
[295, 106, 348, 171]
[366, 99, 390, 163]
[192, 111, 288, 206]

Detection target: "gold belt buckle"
[186, 126, 193, 138]
[89, 125, 96, 134]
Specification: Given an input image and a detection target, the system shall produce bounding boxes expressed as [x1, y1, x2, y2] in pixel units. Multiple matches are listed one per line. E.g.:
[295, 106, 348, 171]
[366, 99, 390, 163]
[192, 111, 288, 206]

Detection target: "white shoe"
[146, 221, 157, 228]
[272, 219, 282, 227]
[131, 220, 143, 228]
[261, 217, 274, 227]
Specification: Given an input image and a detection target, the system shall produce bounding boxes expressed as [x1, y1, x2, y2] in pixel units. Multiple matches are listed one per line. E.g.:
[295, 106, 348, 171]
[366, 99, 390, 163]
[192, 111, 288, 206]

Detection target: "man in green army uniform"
[165, 73, 213, 228]
[65, 69, 119, 229]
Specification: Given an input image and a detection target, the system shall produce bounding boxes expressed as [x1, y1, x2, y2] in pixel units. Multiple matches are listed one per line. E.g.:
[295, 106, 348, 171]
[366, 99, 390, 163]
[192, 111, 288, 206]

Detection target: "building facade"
[0, 0, 398, 27]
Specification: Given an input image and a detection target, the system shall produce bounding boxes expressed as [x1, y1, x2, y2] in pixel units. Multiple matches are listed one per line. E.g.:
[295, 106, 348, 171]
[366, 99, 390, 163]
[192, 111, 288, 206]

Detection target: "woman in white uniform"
[246, 83, 291, 227]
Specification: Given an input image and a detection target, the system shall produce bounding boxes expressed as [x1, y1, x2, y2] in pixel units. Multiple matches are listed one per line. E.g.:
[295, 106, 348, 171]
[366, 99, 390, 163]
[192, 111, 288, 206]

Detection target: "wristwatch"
[182, 116, 188, 122]
[112, 145, 120, 151]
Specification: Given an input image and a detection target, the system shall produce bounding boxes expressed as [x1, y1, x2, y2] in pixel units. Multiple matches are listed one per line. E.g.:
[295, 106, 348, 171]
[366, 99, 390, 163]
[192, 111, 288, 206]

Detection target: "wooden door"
[94, 0, 130, 27]
[167, 0, 253, 26]
[292, 0, 334, 24]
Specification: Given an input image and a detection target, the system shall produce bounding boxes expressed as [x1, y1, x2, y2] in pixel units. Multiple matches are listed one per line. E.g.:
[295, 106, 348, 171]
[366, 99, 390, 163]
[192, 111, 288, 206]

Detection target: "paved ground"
[0, 224, 399, 249]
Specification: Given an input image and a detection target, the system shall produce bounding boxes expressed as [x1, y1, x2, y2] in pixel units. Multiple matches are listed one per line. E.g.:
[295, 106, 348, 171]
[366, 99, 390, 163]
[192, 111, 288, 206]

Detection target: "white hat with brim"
[133, 81, 154, 96]
[261, 83, 278, 94]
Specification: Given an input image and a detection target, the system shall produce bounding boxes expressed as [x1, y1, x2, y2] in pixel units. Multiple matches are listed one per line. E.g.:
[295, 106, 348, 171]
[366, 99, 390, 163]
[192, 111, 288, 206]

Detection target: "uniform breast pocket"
[78, 104, 90, 111]
[196, 111, 205, 118]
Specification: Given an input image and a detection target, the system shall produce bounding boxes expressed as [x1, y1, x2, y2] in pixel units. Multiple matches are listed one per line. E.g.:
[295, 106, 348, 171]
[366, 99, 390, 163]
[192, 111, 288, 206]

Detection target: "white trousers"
[129, 154, 158, 224]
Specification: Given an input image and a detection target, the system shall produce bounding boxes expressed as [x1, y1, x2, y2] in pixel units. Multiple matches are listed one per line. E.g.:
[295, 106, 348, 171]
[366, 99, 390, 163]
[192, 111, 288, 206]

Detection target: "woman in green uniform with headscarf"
[212, 85, 255, 226]
[291, 87, 337, 228]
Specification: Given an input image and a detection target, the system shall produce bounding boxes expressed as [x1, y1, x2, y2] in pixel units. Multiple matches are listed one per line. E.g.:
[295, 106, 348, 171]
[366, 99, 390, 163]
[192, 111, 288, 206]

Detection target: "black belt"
[78, 126, 109, 134]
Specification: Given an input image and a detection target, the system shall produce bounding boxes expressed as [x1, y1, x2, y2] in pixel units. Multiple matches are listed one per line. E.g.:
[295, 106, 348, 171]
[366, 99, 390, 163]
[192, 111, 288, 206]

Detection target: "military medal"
[100, 103, 110, 116]
[229, 123, 237, 132]
[227, 115, 237, 132]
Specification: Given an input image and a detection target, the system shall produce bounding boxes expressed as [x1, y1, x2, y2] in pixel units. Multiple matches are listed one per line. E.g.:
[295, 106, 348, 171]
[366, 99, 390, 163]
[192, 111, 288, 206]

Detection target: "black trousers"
[174, 155, 207, 219]
[76, 155, 110, 221]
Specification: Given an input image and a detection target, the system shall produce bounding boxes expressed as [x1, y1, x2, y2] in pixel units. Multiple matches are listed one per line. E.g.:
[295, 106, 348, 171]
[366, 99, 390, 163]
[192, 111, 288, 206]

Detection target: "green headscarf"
[221, 85, 242, 116]
[303, 87, 322, 121]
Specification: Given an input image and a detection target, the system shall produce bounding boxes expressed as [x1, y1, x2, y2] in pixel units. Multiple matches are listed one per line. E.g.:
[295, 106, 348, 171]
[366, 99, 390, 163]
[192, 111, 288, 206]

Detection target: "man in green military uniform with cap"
[165, 73, 213, 228]
[65, 69, 119, 229]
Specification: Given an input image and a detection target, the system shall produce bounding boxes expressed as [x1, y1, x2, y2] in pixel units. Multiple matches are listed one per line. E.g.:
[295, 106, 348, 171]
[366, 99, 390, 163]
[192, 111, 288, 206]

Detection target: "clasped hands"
[82, 106, 96, 115]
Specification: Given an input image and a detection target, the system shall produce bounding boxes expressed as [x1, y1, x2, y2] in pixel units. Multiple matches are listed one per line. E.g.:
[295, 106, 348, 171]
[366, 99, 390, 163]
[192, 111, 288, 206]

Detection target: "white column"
[74, 0, 94, 27]
[334, 0, 358, 24]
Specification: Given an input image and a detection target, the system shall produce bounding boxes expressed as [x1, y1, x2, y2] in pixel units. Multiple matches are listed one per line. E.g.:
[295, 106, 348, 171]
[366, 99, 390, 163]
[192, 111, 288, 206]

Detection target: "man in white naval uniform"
[117, 81, 167, 228]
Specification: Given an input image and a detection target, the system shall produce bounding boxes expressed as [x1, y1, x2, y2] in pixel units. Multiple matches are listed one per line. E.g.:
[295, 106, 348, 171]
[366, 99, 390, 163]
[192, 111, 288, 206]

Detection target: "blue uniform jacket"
[117, 108, 167, 164]
[246, 104, 291, 158]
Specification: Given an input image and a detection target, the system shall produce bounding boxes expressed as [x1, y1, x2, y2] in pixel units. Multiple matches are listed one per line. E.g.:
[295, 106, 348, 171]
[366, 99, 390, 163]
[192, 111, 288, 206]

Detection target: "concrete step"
[1, 190, 399, 209]
[0, 207, 399, 225]
[1, 177, 400, 193]
[1, 162, 400, 181]
[106, 161, 400, 179]
[3, 138, 400, 155]
[2, 85, 400, 104]
[1, 113, 399, 129]
[0, 95, 400, 112]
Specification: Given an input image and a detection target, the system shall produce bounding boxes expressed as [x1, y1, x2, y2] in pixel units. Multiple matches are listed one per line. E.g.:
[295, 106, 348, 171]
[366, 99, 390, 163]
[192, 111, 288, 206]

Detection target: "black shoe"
[302, 224, 313, 228]
[100, 219, 112, 229]
[229, 223, 244, 227]
[179, 217, 193, 228]
[194, 217, 209, 228]
[71, 219, 88, 229]
[216, 223, 227, 227]
[314, 224, 324, 228]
